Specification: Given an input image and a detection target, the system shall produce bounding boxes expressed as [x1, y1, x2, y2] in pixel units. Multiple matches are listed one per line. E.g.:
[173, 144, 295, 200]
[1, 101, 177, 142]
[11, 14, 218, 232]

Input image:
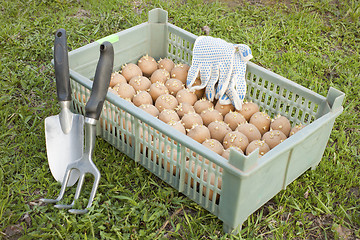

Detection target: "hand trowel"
[45, 29, 83, 187]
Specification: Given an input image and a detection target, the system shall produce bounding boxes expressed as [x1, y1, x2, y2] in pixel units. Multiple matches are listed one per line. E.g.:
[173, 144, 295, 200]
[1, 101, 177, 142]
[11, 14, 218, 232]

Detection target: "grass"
[0, 0, 359, 239]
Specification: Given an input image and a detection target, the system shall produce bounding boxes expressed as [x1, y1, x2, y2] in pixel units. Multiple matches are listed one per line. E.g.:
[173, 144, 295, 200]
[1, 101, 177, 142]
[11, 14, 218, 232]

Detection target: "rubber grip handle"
[85, 41, 114, 120]
[54, 28, 72, 102]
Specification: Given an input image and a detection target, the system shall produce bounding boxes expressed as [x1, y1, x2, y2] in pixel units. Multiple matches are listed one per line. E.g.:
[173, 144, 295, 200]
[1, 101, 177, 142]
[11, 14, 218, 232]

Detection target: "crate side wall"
[68, 24, 150, 79]
[245, 64, 326, 126]
[285, 114, 338, 186]
[149, 23, 168, 60]
[167, 25, 195, 65]
[219, 148, 291, 229]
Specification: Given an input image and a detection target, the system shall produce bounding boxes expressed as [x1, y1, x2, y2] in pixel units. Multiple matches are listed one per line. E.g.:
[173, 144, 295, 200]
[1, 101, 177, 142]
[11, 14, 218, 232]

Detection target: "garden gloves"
[186, 36, 236, 101]
[186, 36, 253, 110]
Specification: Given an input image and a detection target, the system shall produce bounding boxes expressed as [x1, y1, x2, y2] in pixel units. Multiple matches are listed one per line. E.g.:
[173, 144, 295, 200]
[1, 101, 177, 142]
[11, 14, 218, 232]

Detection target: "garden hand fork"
[41, 41, 114, 214]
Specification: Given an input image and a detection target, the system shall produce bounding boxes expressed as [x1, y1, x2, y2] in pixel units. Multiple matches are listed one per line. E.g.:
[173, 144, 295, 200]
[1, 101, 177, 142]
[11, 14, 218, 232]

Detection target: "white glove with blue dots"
[186, 36, 236, 101]
[217, 44, 253, 110]
[187, 36, 252, 110]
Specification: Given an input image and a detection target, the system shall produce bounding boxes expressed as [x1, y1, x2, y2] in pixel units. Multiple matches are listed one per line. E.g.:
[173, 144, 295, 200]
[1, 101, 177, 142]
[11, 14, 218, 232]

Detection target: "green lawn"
[0, 0, 359, 239]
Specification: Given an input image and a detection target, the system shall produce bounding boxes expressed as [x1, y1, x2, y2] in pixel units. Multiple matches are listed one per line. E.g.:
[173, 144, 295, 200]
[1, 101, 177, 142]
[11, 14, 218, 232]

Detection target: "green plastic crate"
[66, 8, 345, 233]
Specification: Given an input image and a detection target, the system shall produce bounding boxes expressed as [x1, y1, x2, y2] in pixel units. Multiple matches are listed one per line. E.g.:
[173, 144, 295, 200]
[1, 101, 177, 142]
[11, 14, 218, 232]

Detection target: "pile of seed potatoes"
[108, 54, 305, 161]
[108, 55, 306, 159]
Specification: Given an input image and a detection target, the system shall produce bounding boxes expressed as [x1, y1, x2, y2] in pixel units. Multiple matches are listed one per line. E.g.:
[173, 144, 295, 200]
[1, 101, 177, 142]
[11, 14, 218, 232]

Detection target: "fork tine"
[69, 168, 100, 214]
[40, 167, 73, 204]
[55, 172, 85, 209]
[73, 172, 86, 200]
[85, 171, 101, 209]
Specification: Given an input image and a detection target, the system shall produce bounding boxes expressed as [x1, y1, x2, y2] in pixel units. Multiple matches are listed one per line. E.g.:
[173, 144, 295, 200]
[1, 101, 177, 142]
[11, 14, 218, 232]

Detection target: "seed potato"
[121, 63, 142, 81]
[236, 123, 262, 143]
[165, 78, 184, 96]
[238, 101, 259, 121]
[200, 107, 223, 126]
[187, 125, 210, 143]
[108, 87, 119, 96]
[223, 131, 249, 152]
[202, 139, 224, 156]
[170, 65, 188, 84]
[249, 111, 271, 135]
[132, 91, 153, 107]
[246, 140, 270, 157]
[185, 160, 202, 187]
[202, 170, 222, 201]
[162, 146, 179, 175]
[290, 124, 305, 136]
[208, 121, 232, 143]
[176, 88, 198, 105]
[175, 102, 195, 118]
[152, 141, 180, 176]
[181, 112, 203, 130]
[116, 83, 136, 100]
[149, 82, 169, 102]
[137, 55, 158, 77]
[139, 104, 159, 117]
[110, 72, 127, 87]
[150, 69, 170, 84]
[177, 63, 190, 71]
[168, 120, 186, 135]
[271, 115, 291, 137]
[159, 109, 180, 123]
[155, 94, 178, 112]
[112, 83, 123, 94]
[158, 58, 175, 73]
[215, 101, 235, 116]
[194, 98, 214, 114]
[262, 130, 287, 149]
[224, 111, 247, 130]
[191, 77, 205, 99]
[129, 76, 151, 92]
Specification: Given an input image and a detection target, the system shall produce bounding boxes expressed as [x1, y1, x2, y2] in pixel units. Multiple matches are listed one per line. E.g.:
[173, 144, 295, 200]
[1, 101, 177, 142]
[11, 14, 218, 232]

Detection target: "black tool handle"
[54, 28, 72, 102]
[85, 41, 114, 120]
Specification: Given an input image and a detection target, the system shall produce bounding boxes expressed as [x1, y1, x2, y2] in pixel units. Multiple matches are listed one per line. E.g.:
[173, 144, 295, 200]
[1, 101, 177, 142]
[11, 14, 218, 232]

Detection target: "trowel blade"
[45, 113, 84, 186]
